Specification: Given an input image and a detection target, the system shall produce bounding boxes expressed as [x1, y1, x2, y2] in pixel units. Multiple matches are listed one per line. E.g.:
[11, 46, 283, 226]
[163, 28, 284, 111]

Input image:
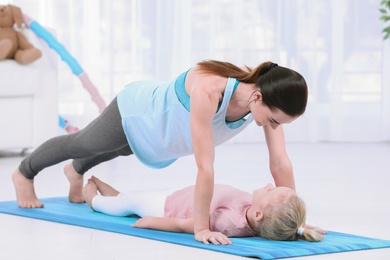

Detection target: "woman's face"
[252, 183, 294, 210]
[248, 91, 297, 129]
[251, 101, 296, 129]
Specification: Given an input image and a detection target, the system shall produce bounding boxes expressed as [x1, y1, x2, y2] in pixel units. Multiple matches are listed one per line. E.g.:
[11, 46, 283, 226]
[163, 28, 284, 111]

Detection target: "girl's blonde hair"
[254, 194, 323, 242]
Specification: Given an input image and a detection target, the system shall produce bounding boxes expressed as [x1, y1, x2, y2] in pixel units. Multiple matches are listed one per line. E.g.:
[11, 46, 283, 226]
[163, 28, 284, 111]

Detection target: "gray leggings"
[19, 97, 133, 179]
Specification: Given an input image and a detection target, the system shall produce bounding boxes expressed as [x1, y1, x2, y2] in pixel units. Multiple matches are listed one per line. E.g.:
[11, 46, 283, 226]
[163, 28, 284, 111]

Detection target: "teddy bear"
[0, 4, 42, 64]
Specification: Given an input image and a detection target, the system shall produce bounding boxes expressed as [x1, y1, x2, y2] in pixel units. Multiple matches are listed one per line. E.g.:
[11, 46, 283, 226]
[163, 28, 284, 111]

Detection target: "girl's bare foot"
[12, 169, 44, 208]
[82, 179, 98, 208]
[90, 175, 119, 196]
[64, 163, 85, 203]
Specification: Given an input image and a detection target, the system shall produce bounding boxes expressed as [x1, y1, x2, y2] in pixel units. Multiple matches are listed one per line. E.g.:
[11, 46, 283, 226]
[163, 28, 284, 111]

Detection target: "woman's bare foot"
[64, 163, 85, 203]
[12, 169, 44, 208]
[90, 176, 119, 196]
[82, 179, 98, 208]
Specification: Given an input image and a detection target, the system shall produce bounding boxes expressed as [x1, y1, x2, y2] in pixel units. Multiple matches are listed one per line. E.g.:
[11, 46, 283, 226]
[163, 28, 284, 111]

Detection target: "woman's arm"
[132, 216, 194, 233]
[187, 69, 231, 245]
[263, 124, 296, 190]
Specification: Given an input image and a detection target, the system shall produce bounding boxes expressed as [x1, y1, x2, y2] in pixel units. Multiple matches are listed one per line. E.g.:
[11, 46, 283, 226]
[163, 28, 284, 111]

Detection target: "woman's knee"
[116, 145, 133, 156]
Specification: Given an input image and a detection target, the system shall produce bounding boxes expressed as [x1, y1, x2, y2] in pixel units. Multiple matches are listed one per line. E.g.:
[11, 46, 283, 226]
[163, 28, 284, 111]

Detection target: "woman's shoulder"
[185, 66, 228, 94]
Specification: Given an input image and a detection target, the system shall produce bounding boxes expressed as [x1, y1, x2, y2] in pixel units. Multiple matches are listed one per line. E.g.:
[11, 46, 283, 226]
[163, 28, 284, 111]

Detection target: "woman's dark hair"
[197, 60, 308, 117]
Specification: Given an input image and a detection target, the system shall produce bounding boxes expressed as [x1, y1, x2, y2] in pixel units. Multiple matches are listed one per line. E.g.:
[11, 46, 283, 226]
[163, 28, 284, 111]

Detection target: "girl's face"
[252, 183, 294, 210]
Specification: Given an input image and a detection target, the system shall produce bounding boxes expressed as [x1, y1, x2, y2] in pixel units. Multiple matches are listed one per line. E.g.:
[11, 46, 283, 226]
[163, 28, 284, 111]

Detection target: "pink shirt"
[164, 184, 255, 237]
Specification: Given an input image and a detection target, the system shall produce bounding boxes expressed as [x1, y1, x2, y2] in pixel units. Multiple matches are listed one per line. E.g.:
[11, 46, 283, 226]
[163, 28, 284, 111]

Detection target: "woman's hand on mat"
[195, 229, 232, 245]
[305, 223, 328, 235]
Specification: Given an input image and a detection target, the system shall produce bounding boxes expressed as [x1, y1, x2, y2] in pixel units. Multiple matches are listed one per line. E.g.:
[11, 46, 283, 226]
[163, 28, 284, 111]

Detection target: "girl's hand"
[305, 223, 328, 235]
[132, 216, 154, 229]
[195, 229, 232, 245]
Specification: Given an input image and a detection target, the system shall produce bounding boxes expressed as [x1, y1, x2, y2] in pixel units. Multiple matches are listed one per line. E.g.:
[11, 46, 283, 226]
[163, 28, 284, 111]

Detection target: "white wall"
[6, 0, 390, 142]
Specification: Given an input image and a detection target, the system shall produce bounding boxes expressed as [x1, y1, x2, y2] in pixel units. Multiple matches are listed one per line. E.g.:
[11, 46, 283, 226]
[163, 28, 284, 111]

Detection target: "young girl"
[83, 176, 324, 244]
[13, 60, 308, 244]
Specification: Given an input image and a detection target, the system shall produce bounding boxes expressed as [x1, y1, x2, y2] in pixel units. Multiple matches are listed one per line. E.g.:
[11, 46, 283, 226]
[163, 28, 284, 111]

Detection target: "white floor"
[1, 142, 390, 260]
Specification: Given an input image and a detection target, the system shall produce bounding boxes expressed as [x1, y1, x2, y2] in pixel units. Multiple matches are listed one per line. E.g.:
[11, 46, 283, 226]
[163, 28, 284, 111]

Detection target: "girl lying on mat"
[83, 176, 324, 244]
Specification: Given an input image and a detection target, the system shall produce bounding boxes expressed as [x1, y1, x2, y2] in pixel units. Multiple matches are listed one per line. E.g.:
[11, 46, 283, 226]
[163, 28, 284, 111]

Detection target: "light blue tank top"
[117, 69, 253, 169]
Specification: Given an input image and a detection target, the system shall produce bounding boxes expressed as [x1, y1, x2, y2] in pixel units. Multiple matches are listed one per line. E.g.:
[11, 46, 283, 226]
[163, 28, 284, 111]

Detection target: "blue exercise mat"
[0, 197, 389, 259]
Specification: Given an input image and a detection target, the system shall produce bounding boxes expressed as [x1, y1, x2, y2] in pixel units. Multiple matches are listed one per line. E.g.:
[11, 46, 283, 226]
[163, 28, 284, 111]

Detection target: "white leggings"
[91, 189, 176, 217]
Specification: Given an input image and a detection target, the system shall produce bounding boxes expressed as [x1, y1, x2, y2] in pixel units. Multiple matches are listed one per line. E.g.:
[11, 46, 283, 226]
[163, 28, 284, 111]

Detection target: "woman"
[12, 60, 307, 244]
[83, 176, 324, 244]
